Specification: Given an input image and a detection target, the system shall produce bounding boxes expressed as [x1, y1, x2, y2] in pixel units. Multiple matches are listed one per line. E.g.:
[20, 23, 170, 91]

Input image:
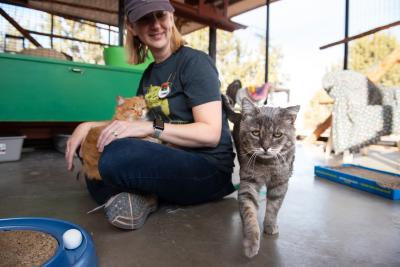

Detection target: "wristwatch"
[153, 118, 164, 138]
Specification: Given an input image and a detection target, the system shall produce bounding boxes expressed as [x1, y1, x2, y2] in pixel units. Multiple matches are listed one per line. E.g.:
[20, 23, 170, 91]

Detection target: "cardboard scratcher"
[315, 164, 400, 200]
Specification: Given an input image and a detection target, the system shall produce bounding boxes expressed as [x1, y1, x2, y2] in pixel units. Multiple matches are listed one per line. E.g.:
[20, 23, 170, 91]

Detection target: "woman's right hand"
[65, 122, 92, 171]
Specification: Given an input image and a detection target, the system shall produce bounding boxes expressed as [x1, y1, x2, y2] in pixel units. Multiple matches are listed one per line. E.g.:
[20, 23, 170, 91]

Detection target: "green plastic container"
[103, 46, 153, 71]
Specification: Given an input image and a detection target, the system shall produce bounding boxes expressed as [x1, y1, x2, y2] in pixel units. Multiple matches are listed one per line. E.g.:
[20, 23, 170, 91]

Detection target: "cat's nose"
[264, 147, 277, 155]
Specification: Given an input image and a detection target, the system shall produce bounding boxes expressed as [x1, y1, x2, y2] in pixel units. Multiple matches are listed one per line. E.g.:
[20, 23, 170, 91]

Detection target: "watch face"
[154, 119, 164, 130]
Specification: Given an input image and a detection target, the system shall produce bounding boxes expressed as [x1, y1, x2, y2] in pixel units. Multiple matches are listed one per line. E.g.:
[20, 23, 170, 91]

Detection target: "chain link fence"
[0, 3, 120, 64]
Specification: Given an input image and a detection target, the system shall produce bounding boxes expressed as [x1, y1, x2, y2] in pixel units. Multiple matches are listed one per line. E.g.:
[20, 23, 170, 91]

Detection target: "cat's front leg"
[238, 181, 261, 258]
[264, 181, 288, 235]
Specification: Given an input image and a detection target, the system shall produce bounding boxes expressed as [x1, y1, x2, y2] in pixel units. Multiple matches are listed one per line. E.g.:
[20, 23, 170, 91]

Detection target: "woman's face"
[132, 11, 174, 53]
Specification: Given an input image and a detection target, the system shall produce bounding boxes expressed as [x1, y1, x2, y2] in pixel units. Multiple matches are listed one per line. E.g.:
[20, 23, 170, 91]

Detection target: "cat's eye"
[251, 130, 260, 136]
[273, 132, 283, 138]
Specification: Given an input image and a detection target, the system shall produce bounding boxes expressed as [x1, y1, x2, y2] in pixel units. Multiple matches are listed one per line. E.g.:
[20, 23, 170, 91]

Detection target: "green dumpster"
[0, 52, 145, 122]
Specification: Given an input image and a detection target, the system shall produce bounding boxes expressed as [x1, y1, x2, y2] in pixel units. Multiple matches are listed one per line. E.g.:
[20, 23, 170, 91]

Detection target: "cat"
[222, 94, 300, 258]
[81, 95, 155, 181]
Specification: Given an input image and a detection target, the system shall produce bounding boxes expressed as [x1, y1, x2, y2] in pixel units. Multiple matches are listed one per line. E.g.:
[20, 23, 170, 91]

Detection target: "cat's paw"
[264, 224, 279, 235]
[243, 237, 260, 258]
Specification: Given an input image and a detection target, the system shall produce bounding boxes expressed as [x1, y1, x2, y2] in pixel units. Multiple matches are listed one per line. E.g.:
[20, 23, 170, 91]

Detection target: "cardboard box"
[315, 164, 400, 200]
[0, 136, 26, 162]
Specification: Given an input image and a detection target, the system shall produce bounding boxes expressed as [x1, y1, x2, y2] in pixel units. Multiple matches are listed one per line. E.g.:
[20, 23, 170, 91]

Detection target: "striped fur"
[223, 95, 299, 258]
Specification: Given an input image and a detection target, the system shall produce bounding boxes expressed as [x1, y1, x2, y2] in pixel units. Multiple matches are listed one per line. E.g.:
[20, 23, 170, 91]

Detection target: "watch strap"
[152, 119, 164, 138]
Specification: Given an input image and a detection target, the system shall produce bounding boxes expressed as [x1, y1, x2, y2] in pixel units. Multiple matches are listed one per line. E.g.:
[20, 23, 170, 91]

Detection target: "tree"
[184, 27, 285, 92]
[184, 27, 209, 54]
[0, 5, 50, 51]
[350, 32, 400, 86]
[0, 5, 108, 63]
[52, 17, 105, 64]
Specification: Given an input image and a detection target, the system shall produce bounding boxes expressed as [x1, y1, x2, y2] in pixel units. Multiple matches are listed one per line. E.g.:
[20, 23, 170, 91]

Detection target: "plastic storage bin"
[0, 136, 26, 162]
[103, 46, 153, 71]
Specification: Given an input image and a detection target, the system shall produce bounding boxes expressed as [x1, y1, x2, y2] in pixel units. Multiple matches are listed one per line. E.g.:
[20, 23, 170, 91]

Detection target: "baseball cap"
[125, 0, 175, 23]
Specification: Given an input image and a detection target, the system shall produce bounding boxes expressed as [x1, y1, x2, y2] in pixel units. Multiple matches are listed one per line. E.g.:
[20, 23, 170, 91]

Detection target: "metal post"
[344, 0, 349, 69]
[265, 0, 270, 83]
[209, 27, 217, 63]
[108, 25, 111, 46]
[50, 14, 54, 48]
[118, 0, 124, 46]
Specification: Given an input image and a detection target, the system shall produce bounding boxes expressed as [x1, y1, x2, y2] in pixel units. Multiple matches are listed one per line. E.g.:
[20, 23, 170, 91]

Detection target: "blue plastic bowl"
[0, 217, 98, 267]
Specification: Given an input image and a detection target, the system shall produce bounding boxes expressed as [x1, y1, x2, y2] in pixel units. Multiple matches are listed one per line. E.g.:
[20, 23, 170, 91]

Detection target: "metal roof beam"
[171, 0, 245, 32]
[0, 7, 42, 47]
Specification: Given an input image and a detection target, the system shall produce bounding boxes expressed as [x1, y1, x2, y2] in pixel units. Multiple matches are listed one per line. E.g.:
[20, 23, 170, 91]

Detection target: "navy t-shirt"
[137, 46, 235, 174]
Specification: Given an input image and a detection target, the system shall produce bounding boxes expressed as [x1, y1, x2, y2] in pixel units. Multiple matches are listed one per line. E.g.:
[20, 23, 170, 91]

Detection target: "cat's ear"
[117, 96, 125, 106]
[284, 105, 300, 124]
[241, 97, 258, 117]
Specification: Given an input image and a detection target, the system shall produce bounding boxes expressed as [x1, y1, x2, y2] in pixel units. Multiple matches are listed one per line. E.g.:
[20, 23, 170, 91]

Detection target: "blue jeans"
[85, 138, 235, 205]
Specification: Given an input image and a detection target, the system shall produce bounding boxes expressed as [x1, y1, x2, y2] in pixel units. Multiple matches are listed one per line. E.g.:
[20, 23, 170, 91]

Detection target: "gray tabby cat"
[222, 95, 300, 258]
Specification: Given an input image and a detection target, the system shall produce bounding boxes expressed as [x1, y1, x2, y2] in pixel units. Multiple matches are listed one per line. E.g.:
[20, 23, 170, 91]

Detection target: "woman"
[65, 0, 235, 230]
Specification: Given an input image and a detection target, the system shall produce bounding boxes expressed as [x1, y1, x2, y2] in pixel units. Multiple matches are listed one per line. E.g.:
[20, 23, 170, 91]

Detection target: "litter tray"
[0, 217, 98, 266]
[315, 164, 400, 200]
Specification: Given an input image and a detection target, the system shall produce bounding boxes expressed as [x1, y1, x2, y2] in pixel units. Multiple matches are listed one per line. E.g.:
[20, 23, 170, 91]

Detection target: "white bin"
[0, 136, 26, 162]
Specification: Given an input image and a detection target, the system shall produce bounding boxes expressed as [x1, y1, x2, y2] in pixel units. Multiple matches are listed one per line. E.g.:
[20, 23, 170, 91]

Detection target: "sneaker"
[89, 192, 158, 230]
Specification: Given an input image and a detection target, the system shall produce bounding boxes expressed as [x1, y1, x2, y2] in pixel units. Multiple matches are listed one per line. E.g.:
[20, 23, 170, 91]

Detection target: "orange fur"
[81, 96, 153, 181]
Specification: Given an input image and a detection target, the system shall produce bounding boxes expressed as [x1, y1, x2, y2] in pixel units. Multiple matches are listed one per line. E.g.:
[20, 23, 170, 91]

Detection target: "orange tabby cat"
[81, 95, 156, 181]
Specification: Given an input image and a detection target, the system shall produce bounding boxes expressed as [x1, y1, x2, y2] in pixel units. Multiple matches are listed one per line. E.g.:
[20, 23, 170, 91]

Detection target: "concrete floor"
[0, 143, 399, 266]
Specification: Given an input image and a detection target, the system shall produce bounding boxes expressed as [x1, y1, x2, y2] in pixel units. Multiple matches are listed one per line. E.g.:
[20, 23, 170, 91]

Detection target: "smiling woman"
[125, 7, 184, 64]
[65, 0, 235, 231]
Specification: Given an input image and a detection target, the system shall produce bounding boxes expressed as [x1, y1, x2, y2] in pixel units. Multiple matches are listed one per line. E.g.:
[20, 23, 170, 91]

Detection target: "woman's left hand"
[97, 120, 153, 152]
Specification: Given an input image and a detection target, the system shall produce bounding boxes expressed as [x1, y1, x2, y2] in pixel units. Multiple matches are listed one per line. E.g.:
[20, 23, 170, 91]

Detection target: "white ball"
[62, 229, 83, 250]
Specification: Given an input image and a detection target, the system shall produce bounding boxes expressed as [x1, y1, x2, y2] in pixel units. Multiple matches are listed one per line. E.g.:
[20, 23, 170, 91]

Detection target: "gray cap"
[125, 0, 175, 23]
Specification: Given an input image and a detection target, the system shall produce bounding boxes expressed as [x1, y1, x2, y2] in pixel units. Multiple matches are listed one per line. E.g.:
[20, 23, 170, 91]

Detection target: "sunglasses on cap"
[136, 11, 168, 25]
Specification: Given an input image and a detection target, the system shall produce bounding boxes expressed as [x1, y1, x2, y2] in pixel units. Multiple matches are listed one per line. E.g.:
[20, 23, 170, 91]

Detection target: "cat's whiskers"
[240, 149, 256, 156]
[242, 145, 263, 155]
[251, 152, 259, 179]
[277, 152, 287, 165]
[278, 153, 284, 163]
[246, 152, 257, 169]
[274, 153, 283, 164]
[245, 149, 264, 178]
[246, 152, 258, 179]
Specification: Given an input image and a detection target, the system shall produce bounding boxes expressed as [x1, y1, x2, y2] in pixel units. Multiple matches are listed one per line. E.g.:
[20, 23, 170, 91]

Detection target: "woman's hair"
[125, 15, 185, 64]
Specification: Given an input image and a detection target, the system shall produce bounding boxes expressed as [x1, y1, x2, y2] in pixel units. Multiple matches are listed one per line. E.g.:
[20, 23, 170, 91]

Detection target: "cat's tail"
[221, 94, 241, 124]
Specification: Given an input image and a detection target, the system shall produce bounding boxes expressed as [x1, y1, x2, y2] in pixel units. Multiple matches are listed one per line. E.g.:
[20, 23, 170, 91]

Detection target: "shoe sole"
[105, 192, 157, 230]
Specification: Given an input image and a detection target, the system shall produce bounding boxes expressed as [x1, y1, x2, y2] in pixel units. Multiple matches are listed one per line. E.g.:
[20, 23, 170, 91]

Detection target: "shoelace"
[86, 194, 118, 214]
